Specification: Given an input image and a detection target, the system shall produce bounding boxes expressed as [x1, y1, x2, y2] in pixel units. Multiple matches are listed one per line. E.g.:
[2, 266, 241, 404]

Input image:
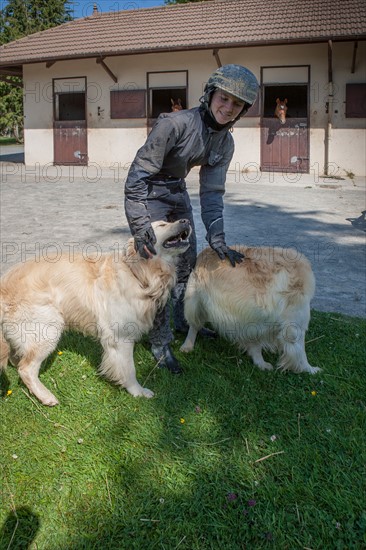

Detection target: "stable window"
[147, 70, 188, 124]
[150, 88, 187, 118]
[55, 92, 86, 121]
[262, 85, 308, 118]
[53, 77, 87, 122]
[261, 66, 309, 119]
[346, 84, 366, 118]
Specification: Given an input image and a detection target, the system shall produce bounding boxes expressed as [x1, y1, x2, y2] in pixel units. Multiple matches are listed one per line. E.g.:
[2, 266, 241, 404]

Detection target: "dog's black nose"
[179, 219, 189, 225]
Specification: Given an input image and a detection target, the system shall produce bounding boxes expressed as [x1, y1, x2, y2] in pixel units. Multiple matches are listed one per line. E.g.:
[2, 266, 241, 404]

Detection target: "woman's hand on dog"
[212, 244, 245, 267]
[134, 226, 157, 259]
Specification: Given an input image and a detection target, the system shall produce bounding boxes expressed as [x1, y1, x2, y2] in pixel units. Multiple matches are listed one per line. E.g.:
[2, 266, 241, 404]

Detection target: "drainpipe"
[324, 40, 333, 175]
[351, 41, 358, 73]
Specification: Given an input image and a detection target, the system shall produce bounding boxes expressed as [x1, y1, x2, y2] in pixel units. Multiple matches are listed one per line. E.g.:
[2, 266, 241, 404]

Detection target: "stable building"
[0, 0, 365, 176]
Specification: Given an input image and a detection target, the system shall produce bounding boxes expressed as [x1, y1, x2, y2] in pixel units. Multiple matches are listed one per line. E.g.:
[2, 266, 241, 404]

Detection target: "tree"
[0, 0, 72, 141]
[0, 0, 72, 43]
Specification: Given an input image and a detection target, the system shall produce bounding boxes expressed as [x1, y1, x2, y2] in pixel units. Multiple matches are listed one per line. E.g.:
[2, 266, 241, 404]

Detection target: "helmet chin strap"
[234, 102, 251, 120]
[198, 86, 215, 112]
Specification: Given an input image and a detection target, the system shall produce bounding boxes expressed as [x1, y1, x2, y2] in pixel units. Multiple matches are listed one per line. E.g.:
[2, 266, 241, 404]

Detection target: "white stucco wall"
[22, 41, 366, 175]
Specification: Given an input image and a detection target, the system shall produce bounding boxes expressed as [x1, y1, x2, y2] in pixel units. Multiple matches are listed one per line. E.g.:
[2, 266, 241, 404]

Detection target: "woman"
[124, 64, 259, 374]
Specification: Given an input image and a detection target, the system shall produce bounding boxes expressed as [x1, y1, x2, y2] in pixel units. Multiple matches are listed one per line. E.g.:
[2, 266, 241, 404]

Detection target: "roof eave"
[1, 35, 365, 68]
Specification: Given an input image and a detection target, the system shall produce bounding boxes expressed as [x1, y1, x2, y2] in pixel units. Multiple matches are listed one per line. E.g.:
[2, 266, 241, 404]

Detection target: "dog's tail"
[280, 253, 316, 306]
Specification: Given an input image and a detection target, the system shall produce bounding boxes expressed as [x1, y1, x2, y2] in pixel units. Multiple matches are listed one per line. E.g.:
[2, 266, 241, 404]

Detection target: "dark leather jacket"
[124, 106, 234, 236]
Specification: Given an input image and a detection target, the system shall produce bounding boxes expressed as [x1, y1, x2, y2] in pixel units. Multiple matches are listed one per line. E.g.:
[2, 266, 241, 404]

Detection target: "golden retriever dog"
[181, 246, 319, 374]
[0, 219, 191, 406]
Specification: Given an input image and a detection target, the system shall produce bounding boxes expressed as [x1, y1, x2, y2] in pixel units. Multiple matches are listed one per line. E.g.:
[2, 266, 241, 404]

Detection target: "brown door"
[53, 80, 88, 165]
[260, 83, 309, 173]
[261, 117, 309, 173]
[54, 120, 87, 165]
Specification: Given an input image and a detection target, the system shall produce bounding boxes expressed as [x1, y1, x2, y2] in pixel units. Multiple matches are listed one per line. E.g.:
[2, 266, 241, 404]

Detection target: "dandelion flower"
[180, 418, 185, 424]
[57, 351, 63, 356]
[6, 390, 12, 396]
[311, 390, 317, 396]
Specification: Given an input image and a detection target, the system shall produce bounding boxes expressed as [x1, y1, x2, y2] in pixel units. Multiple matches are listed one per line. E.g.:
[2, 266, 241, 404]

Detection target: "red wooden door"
[53, 85, 88, 165]
[261, 118, 309, 173]
[54, 120, 87, 165]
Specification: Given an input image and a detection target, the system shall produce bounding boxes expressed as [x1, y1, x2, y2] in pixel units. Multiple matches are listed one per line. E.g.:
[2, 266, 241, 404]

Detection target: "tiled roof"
[0, 0, 365, 66]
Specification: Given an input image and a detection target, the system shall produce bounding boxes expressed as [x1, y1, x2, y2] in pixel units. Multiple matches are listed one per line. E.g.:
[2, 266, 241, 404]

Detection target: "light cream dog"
[181, 246, 319, 374]
[0, 220, 191, 405]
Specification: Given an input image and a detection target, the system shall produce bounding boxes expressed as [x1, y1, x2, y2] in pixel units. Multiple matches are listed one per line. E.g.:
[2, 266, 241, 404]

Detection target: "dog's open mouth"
[163, 227, 191, 249]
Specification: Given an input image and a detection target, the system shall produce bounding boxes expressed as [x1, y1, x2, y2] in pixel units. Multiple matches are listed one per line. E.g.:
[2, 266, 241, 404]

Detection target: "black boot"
[171, 282, 188, 333]
[151, 344, 183, 375]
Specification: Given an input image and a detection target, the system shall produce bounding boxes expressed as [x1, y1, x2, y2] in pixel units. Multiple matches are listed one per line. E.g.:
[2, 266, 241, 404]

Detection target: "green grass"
[0, 137, 17, 146]
[1, 311, 365, 549]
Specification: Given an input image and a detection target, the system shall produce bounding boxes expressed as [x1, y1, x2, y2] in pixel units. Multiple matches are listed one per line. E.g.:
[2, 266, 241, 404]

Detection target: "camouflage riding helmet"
[201, 64, 259, 117]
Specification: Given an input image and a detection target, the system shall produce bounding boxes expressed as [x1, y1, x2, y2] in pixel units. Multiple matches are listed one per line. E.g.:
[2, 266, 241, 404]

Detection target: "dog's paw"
[42, 395, 59, 407]
[293, 364, 321, 374]
[307, 366, 321, 374]
[127, 384, 154, 398]
[141, 387, 154, 398]
[256, 361, 274, 371]
[180, 343, 193, 353]
[34, 388, 59, 406]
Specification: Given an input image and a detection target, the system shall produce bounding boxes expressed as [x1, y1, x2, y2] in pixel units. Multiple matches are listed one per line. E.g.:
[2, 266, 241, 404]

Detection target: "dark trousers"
[146, 180, 197, 346]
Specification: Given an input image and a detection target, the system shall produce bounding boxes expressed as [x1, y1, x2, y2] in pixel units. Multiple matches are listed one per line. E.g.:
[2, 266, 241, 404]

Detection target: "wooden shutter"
[346, 84, 366, 118]
[110, 90, 146, 118]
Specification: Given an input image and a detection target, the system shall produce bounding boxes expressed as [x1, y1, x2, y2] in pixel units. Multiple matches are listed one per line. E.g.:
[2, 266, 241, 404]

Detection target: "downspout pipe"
[351, 41, 358, 73]
[324, 40, 333, 175]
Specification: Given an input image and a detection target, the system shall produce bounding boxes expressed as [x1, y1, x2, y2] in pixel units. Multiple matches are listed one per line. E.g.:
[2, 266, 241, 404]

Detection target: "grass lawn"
[1, 310, 365, 549]
[0, 137, 18, 146]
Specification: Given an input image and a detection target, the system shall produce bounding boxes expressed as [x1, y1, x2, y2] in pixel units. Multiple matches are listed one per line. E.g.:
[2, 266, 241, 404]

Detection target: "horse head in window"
[275, 98, 288, 124]
[171, 98, 183, 112]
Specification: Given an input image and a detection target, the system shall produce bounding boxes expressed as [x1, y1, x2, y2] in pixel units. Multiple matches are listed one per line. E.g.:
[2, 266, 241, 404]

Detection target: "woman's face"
[210, 89, 245, 125]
